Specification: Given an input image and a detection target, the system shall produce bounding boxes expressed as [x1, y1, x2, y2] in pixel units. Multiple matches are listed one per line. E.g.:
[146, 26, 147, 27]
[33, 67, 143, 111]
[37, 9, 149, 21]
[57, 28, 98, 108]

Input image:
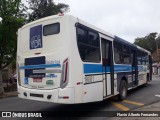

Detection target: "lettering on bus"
[29, 75, 45, 78]
[30, 25, 42, 49]
[46, 74, 57, 78]
[46, 60, 60, 64]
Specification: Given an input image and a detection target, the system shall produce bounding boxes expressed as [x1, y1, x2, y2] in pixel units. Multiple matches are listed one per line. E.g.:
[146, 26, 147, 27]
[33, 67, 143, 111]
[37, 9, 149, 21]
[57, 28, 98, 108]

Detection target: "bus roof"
[20, 14, 65, 29]
[136, 45, 151, 54]
[19, 14, 150, 54]
[114, 36, 136, 48]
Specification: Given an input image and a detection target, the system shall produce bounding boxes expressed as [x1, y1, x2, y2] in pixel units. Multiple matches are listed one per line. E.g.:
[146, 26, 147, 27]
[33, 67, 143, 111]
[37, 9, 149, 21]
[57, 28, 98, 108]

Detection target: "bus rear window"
[43, 23, 60, 36]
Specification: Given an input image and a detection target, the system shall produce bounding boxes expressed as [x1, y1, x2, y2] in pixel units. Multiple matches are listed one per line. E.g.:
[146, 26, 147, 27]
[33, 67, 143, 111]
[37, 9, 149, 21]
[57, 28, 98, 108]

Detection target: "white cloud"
[55, 0, 160, 43]
[22, 0, 160, 43]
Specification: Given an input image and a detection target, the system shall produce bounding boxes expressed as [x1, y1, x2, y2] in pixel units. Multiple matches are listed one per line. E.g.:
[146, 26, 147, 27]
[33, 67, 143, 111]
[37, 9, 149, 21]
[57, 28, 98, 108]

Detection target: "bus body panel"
[17, 14, 152, 104]
[18, 85, 59, 103]
[67, 16, 84, 103]
[83, 82, 103, 103]
[17, 16, 70, 90]
[17, 15, 76, 103]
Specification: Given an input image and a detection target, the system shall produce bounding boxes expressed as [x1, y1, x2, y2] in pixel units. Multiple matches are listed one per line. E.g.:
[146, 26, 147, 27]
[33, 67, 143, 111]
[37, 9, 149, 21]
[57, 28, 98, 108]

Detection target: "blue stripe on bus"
[138, 66, 144, 71]
[19, 64, 61, 69]
[83, 64, 103, 74]
[114, 65, 132, 72]
[83, 64, 145, 74]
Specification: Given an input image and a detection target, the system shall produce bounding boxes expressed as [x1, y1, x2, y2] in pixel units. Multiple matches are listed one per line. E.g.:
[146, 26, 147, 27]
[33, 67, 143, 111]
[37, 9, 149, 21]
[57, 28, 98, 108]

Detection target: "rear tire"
[118, 80, 127, 100]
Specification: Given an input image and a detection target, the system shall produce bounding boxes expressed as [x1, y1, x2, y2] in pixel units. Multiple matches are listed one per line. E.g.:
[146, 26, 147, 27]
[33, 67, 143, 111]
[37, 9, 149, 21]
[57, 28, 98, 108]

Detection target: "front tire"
[118, 80, 127, 100]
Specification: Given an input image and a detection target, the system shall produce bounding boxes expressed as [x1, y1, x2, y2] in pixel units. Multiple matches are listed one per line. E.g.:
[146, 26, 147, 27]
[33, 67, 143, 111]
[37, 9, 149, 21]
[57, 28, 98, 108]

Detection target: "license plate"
[33, 78, 42, 82]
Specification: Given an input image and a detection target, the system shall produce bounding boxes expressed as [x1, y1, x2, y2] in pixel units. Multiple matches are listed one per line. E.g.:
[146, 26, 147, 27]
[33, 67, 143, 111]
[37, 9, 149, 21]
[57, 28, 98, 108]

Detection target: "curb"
[0, 92, 18, 99]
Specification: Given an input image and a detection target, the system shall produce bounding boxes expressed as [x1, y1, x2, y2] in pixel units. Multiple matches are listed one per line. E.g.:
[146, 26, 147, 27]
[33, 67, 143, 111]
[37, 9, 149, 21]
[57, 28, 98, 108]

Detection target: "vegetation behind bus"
[0, 0, 26, 95]
[28, 0, 69, 22]
[0, 0, 69, 95]
[0, 0, 159, 96]
[134, 32, 160, 62]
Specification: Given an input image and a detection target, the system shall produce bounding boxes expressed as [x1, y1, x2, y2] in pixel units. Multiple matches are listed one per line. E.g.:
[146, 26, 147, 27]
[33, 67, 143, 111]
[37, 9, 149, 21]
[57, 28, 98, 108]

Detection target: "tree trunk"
[0, 70, 4, 95]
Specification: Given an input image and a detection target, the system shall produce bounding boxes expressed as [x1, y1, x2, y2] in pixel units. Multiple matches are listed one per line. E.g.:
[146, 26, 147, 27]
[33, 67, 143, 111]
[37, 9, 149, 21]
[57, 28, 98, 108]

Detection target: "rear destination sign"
[30, 25, 42, 49]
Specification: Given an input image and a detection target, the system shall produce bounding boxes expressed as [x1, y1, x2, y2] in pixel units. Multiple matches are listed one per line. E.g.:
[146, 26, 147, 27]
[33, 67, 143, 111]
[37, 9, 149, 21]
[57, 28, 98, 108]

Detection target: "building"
[152, 49, 160, 76]
[2, 64, 15, 83]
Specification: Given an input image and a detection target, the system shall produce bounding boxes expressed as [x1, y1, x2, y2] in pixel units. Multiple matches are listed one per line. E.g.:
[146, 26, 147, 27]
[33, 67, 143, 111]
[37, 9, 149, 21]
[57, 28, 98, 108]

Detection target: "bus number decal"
[30, 25, 42, 49]
[85, 76, 94, 83]
[46, 60, 60, 64]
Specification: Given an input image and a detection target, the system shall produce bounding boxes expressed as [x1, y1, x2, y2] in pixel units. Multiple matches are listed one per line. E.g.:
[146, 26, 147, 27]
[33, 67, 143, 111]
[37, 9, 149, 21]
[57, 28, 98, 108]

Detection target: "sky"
[54, 0, 160, 43]
[23, 0, 160, 43]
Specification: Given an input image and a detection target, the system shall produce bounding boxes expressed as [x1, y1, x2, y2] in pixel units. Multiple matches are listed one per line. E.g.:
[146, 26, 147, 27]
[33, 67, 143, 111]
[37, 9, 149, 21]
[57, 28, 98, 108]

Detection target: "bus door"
[101, 38, 114, 97]
[131, 50, 138, 86]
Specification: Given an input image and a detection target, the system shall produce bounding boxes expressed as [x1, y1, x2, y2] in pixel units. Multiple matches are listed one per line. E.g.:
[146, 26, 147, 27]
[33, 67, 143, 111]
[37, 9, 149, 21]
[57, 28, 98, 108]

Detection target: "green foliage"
[11, 58, 16, 72]
[0, 0, 27, 70]
[156, 34, 160, 49]
[28, 0, 69, 22]
[134, 32, 160, 53]
[0, 0, 69, 71]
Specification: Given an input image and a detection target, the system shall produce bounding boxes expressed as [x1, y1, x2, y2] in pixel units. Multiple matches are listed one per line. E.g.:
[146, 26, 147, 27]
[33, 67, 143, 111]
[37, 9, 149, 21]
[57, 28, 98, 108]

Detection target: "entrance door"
[101, 38, 114, 97]
[131, 50, 138, 86]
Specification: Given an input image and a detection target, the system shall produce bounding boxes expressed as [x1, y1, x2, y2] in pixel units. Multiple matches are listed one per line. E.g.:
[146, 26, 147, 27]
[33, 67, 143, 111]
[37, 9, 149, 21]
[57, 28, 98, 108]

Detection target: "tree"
[156, 33, 160, 49]
[134, 33, 158, 53]
[0, 0, 27, 95]
[28, 0, 69, 22]
[134, 32, 160, 62]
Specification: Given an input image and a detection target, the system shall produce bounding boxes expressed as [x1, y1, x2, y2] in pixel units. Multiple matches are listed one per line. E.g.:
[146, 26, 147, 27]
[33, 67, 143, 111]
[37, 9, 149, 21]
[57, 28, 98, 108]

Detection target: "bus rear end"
[17, 15, 75, 104]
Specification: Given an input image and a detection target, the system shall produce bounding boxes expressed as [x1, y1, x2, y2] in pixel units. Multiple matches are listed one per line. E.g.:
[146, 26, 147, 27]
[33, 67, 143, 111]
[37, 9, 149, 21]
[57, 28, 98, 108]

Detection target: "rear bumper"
[18, 86, 75, 104]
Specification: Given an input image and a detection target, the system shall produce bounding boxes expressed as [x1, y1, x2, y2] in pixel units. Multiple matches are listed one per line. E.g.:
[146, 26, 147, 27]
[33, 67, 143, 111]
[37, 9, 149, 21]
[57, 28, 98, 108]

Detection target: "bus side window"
[76, 24, 101, 62]
[137, 50, 142, 65]
[131, 53, 133, 65]
[113, 41, 121, 64]
[122, 45, 131, 64]
[113, 41, 131, 64]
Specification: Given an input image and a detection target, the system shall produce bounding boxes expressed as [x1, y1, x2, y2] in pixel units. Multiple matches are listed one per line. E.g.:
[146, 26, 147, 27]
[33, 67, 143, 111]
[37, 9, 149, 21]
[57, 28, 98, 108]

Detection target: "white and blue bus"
[17, 14, 152, 104]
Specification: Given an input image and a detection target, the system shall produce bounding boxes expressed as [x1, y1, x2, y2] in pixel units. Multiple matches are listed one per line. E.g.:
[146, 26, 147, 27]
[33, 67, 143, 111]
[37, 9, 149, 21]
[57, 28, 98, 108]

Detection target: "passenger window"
[76, 25, 101, 62]
[77, 28, 88, 44]
[137, 50, 142, 65]
[113, 41, 131, 64]
[88, 31, 99, 46]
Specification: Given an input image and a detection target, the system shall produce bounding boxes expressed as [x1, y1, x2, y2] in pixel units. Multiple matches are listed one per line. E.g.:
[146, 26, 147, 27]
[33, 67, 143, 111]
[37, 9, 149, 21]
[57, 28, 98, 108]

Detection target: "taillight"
[60, 58, 69, 88]
[17, 63, 21, 86]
